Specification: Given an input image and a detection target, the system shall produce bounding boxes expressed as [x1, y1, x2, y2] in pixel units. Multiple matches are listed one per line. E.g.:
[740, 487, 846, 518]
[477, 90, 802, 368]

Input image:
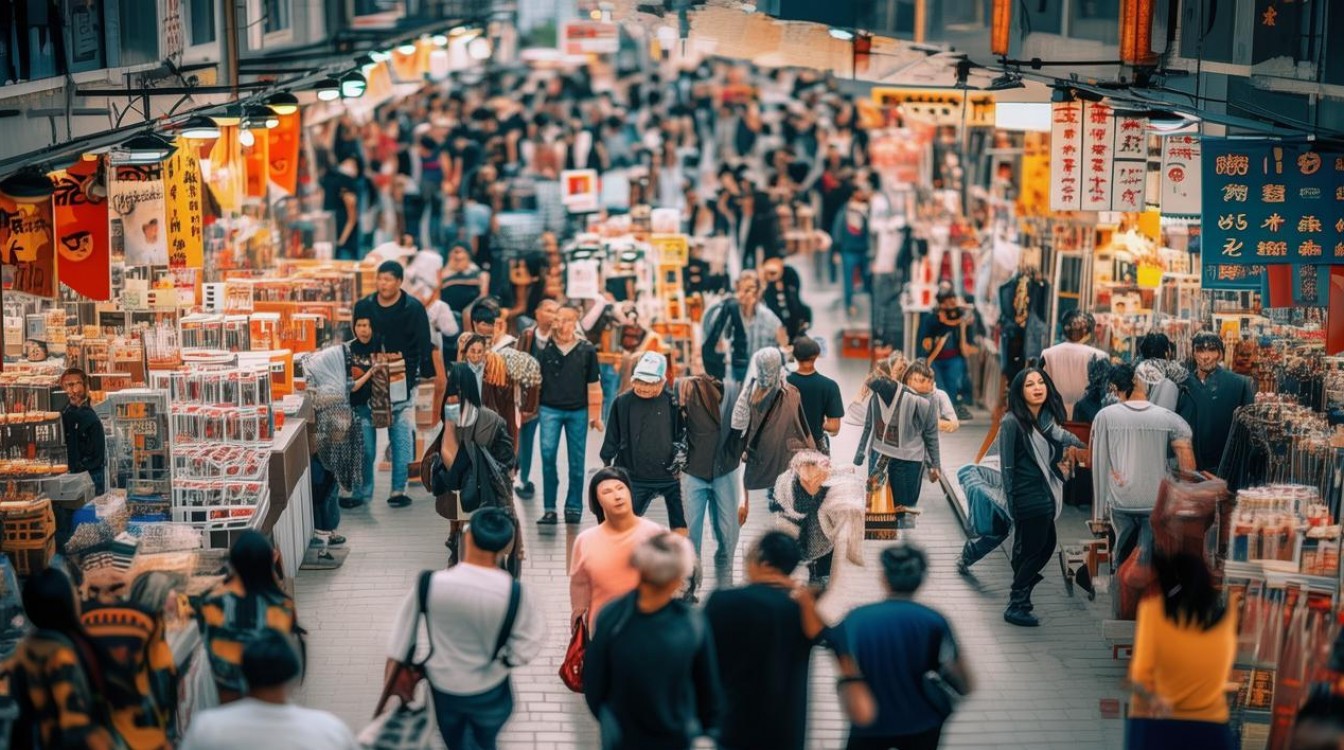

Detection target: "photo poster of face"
[109, 164, 168, 266]
[51, 159, 112, 300]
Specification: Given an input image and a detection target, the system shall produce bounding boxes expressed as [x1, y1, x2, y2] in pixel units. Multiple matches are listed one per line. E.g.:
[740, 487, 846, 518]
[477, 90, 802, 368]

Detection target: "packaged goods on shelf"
[0, 497, 55, 576]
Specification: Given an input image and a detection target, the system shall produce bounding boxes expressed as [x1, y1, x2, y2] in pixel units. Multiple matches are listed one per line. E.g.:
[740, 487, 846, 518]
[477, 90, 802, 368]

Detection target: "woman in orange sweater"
[1128, 551, 1238, 750]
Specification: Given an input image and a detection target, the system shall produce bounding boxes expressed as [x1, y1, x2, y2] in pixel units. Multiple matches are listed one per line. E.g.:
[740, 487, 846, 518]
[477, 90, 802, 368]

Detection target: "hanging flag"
[0, 191, 56, 299]
[109, 163, 168, 266]
[268, 112, 301, 196]
[163, 141, 204, 268]
[243, 133, 269, 198]
[1160, 134, 1202, 216]
[206, 126, 245, 214]
[1049, 101, 1084, 211]
[51, 160, 111, 300]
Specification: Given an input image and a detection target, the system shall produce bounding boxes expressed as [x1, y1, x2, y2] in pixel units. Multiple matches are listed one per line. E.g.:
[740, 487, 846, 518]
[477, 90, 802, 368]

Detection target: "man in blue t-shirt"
[832, 544, 974, 750]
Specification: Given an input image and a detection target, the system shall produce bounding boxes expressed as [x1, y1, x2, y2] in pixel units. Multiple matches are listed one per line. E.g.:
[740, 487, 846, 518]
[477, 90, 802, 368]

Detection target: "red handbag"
[558, 613, 588, 693]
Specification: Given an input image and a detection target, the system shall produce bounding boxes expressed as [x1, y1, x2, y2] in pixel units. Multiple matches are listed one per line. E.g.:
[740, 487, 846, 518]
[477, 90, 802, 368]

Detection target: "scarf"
[732, 347, 785, 431]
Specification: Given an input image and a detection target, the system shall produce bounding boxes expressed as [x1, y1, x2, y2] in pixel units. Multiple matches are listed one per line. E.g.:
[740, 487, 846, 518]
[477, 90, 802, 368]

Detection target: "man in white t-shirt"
[180, 632, 357, 750]
[1041, 310, 1108, 420]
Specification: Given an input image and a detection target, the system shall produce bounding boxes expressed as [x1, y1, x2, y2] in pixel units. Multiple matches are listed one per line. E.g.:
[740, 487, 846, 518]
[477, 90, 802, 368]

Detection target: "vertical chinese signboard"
[1081, 102, 1115, 211]
[51, 160, 112, 300]
[1161, 134, 1202, 216]
[1201, 140, 1344, 265]
[163, 141, 203, 269]
[1052, 101, 1150, 212]
[1050, 101, 1084, 211]
[0, 192, 56, 299]
[1111, 113, 1148, 212]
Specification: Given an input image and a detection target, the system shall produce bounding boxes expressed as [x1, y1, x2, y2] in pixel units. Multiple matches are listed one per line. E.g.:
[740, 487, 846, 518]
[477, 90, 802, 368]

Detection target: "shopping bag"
[559, 613, 589, 693]
[357, 680, 433, 750]
[864, 471, 900, 541]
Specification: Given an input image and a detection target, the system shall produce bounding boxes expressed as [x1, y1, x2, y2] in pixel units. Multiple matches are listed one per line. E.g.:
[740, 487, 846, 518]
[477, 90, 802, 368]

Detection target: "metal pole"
[223, 0, 242, 96]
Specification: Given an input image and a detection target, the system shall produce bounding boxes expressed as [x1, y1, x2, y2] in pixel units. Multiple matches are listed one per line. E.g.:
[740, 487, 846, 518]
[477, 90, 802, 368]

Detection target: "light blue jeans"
[516, 416, 539, 487]
[684, 469, 742, 588]
[599, 363, 621, 424]
[355, 400, 414, 502]
[539, 406, 588, 517]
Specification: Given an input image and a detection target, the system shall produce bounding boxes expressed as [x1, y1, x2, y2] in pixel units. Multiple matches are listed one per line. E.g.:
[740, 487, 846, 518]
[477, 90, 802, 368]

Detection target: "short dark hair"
[471, 304, 499, 325]
[1109, 363, 1138, 399]
[750, 531, 801, 575]
[1138, 331, 1172, 360]
[792, 336, 820, 363]
[936, 289, 958, 304]
[587, 466, 633, 524]
[377, 260, 405, 280]
[240, 630, 303, 689]
[903, 360, 935, 385]
[880, 543, 928, 593]
[467, 507, 515, 553]
[60, 367, 89, 387]
[1192, 331, 1225, 354]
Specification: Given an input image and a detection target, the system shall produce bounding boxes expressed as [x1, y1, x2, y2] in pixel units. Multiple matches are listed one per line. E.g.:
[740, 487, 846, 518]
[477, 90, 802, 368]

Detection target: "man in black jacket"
[352, 260, 434, 508]
[600, 352, 686, 532]
[60, 368, 105, 495]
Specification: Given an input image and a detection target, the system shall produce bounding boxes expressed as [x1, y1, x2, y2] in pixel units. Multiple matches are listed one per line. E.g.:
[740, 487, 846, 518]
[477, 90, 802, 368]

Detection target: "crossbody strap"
[492, 579, 522, 664]
[410, 569, 435, 666]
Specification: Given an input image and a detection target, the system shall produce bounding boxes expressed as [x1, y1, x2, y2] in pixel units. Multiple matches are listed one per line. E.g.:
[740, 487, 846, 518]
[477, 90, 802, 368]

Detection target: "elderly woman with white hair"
[733, 347, 816, 517]
[771, 450, 867, 598]
[583, 531, 723, 750]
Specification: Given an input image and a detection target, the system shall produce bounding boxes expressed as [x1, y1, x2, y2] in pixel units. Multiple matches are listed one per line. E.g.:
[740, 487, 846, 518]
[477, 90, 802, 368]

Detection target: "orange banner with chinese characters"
[164, 140, 204, 268]
[243, 133, 269, 198]
[0, 191, 56, 299]
[51, 160, 111, 300]
[267, 113, 300, 196]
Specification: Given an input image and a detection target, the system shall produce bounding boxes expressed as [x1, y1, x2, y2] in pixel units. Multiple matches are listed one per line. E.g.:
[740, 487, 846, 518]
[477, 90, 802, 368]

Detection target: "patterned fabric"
[196, 578, 296, 694]
[304, 345, 366, 491]
[81, 601, 177, 749]
[7, 631, 123, 749]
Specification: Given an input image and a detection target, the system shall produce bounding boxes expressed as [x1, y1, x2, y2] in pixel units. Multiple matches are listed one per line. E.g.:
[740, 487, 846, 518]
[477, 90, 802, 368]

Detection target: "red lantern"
[991, 0, 1012, 57]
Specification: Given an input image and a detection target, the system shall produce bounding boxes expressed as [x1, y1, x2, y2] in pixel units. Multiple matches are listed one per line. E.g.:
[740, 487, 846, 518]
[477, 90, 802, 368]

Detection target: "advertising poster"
[561, 169, 600, 214]
[268, 113, 301, 196]
[1201, 139, 1344, 265]
[1161, 134, 1203, 216]
[51, 159, 112, 300]
[110, 163, 168, 266]
[0, 192, 56, 298]
[163, 141, 204, 268]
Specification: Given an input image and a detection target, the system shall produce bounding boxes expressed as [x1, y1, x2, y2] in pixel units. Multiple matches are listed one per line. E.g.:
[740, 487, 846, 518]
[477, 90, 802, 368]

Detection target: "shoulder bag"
[360, 571, 436, 750]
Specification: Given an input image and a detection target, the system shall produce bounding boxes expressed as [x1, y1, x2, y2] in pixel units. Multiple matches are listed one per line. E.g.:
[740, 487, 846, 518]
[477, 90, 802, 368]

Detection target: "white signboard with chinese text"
[1161, 135, 1202, 216]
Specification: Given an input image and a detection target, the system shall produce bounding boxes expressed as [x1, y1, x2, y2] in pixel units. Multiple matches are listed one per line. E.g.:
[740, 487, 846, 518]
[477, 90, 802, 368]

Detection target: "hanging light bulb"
[245, 105, 279, 129]
[314, 77, 341, 102]
[432, 34, 449, 47]
[467, 37, 492, 61]
[397, 42, 417, 55]
[180, 115, 222, 139]
[239, 129, 256, 147]
[828, 28, 854, 41]
[370, 49, 391, 62]
[340, 71, 367, 99]
[265, 92, 299, 116]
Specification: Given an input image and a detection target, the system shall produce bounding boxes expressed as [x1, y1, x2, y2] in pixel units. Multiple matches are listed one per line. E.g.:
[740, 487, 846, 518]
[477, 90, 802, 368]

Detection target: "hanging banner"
[871, 88, 997, 128]
[1049, 101, 1084, 211]
[1080, 102, 1116, 211]
[1201, 262, 1266, 291]
[243, 134, 269, 198]
[1201, 139, 1344, 265]
[1290, 264, 1330, 307]
[109, 164, 167, 266]
[0, 193, 56, 299]
[1110, 113, 1147, 212]
[1113, 114, 1148, 160]
[207, 126, 245, 214]
[163, 141, 204, 269]
[51, 160, 111, 300]
[267, 113, 301, 196]
[1161, 134, 1203, 216]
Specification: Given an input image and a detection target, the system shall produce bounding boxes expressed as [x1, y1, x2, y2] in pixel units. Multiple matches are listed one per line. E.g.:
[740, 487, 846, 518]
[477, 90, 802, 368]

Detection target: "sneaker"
[537, 511, 559, 525]
[956, 557, 971, 576]
[564, 513, 582, 525]
[387, 494, 412, 508]
[338, 497, 364, 509]
[955, 405, 973, 421]
[515, 481, 535, 499]
[328, 535, 347, 547]
[1003, 606, 1040, 627]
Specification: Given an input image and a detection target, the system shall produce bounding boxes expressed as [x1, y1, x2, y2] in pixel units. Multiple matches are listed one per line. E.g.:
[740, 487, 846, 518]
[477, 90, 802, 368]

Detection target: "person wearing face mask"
[1177, 332, 1256, 475]
[919, 288, 975, 422]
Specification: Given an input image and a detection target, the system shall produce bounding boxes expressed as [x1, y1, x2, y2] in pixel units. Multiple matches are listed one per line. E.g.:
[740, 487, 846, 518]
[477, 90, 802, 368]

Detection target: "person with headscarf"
[1135, 331, 1188, 413]
[771, 451, 866, 595]
[425, 363, 520, 574]
[733, 348, 815, 522]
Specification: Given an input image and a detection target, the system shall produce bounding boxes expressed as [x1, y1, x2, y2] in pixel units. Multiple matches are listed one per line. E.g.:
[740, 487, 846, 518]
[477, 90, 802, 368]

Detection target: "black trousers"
[846, 725, 942, 750]
[631, 478, 687, 530]
[1010, 515, 1057, 594]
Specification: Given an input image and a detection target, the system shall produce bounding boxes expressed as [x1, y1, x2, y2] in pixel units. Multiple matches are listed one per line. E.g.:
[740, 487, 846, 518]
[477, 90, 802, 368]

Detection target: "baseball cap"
[631, 352, 667, 383]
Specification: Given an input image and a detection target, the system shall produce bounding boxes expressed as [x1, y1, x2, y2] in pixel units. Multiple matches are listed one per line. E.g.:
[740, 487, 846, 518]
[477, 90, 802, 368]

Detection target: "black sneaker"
[955, 405, 973, 421]
[338, 497, 363, 509]
[328, 535, 347, 547]
[564, 513, 582, 525]
[537, 511, 559, 525]
[956, 557, 971, 576]
[387, 494, 412, 508]
[515, 481, 535, 499]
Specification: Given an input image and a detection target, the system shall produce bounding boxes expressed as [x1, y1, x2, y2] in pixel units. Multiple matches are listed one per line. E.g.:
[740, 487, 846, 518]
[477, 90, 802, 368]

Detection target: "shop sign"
[561, 21, 620, 55]
[268, 113, 301, 196]
[51, 160, 112, 301]
[1110, 113, 1147, 212]
[651, 234, 688, 266]
[1201, 139, 1344, 265]
[110, 164, 168, 266]
[566, 259, 601, 299]
[1160, 134, 1202, 216]
[1049, 101, 1084, 211]
[870, 88, 996, 128]
[561, 169, 600, 214]
[1201, 262, 1265, 291]
[163, 141, 204, 269]
[1080, 102, 1116, 211]
[1291, 264, 1330, 307]
[0, 192, 56, 299]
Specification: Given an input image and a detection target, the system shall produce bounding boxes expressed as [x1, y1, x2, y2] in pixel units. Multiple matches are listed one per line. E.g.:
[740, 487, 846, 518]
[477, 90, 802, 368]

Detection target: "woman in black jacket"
[997, 367, 1084, 627]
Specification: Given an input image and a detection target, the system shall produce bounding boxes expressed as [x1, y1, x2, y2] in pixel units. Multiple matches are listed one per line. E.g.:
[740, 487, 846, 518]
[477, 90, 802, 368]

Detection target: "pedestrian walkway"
[293, 281, 1129, 749]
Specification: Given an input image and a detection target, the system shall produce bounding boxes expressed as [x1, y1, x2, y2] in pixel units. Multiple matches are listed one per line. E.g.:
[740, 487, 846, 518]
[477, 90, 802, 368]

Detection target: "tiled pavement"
[294, 282, 1130, 749]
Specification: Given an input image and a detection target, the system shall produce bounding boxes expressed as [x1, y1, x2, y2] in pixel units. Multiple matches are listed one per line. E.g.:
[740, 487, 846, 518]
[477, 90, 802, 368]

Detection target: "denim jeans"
[871, 452, 926, 507]
[1111, 508, 1153, 569]
[598, 363, 621, 424]
[310, 455, 340, 533]
[840, 252, 871, 309]
[516, 416, 539, 487]
[539, 406, 588, 516]
[432, 679, 513, 750]
[630, 478, 687, 530]
[931, 356, 970, 408]
[683, 470, 741, 588]
[355, 400, 414, 502]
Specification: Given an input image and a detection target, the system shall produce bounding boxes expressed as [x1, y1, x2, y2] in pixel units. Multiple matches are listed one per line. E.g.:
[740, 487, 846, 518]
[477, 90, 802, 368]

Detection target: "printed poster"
[561, 169, 600, 214]
[565, 259, 601, 299]
[1161, 134, 1203, 216]
[0, 192, 56, 299]
[51, 159, 112, 300]
[109, 164, 168, 266]
[163, 141, 204, 268]
[268, 113, 301, 195]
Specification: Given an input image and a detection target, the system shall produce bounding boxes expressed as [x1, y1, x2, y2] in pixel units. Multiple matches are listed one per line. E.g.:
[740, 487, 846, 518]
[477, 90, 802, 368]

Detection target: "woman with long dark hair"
[568, 466, 663, 629]
[998, 367, 1084, 627]
[1127, 551, 1237, 749]
[10, 567, 123, 749]
[197, 530, 298, 702]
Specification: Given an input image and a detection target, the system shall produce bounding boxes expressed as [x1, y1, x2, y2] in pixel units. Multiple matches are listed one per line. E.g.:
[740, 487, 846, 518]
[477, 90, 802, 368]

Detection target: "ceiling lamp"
[431, 34, 449, 47]
[340, 71, 367, 98]
[467, 37, 492, 61]
[370, 49, 391, 62]
[396, 42, 417, 55]
[0, 168, 55, 202]
[114, 132, 176, 164]
[991, 0, 1012, 56]
[211, 106, 242, 126]
[314, 77, 341, 102]
[180, 115, 221, 139]
[244, 105, 279, 129]
[265, 92, 299, 116]
[827, 28, 853, 41]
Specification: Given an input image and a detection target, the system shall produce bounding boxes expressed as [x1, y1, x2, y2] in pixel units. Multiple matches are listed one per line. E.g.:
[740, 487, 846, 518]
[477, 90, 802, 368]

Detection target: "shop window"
[1178, 0, 1236, 64]
[117, 0, 160, 66]
[1327, 1, 1344, 85]
[247, 0, 292, 47]
[8, 0, 61, 82]
[66, 0, 106, 73]
[1069, 0, 1120, 42]
[188, 0, 217, 46]
[1020, 0, 1064, 36]
[264, 0, 292, 35]
[930, 0, 991, 30]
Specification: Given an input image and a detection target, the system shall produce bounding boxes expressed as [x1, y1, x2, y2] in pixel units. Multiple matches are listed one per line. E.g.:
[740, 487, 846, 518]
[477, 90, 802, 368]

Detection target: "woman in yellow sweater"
[1128, 551, 1238, 750]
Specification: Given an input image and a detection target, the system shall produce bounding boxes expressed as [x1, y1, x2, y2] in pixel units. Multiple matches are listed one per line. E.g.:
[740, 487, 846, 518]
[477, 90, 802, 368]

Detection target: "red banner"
[0, 191, 56, 299]
[51, 160, 111, 300]
[267, 113, 300, 196]
[244, 133, 269, 198]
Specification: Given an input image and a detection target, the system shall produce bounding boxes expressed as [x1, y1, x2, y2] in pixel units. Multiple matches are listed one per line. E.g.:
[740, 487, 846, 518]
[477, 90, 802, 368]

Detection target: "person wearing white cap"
[599, 351, 688, 532]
